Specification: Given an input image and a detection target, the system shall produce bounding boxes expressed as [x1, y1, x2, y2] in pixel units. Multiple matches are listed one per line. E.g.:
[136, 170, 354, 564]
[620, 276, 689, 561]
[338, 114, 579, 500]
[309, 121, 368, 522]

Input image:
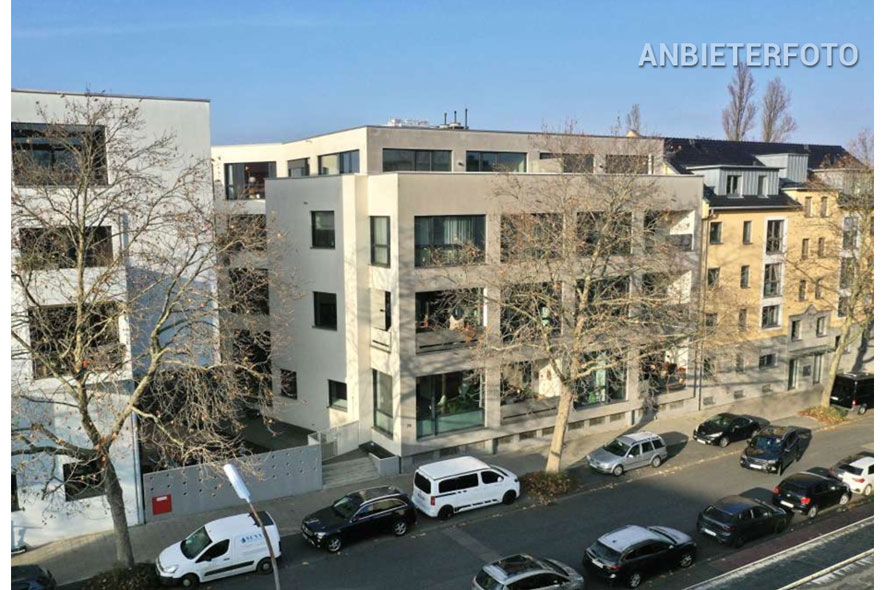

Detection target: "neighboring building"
[213, 125, 703, 468]
[10, 90, 213, 547]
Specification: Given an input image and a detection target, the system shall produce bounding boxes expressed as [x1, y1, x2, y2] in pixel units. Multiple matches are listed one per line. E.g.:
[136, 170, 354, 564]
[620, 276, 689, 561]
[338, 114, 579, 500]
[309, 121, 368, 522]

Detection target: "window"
[798, 280, 807, 301]
[838, 296, 849, 318]
[702, 356, 716, 378]
[415, 289, 483, 337]
[762, 305, 780, 328]
[740, 265, 750, 288]
[12, 122, 107, 185]
[738, 308, 747, 331]
[501, 361, 536, 405]
[280, 369, 297, 399]
[539, 152, 595, 173]
[227, 214, 266, 252]
[382, 149, 451, 172]
[605, 154, 649, 174]
[574, 350, 626, 406]
[818, 237, 826, 257]
[481, 470, 504, 484]
[233, 330, 271, 378]
[707, 268, 720, 287]
[705, 313, 718, 328]
[319, 150, 359, 175]
[12, 472, 20, 512]
[501, 214, 563, 261]
[726, 175, 740, 195]
[840, 258, 855, 289]
[820, 196, 829, 217]
[287, 157, 309, 177]
[313, 292, 337, 329]
[414, 215, 485, 267]
[815, 279, 823, 299]
[735, 354, 745, 373]
[328, 380, 348, 410]
[805, 197, 814, 217]
[816, 317, 826, 336]
[763, 263, 782, 297]
[843, 217, 859, 250]
[801, 238, 810, 259]
[757, 175, 766, 196]
[812, 353, 823, 384]
[370, 216, 390, 266]
[29, 303, 121, 378]
[791, 319, 802, 341]
[228, 268, 269, 314]
[63, 458, 104, 501]
[466, 151, 526, 172]
[709, 222, 723, 244]
[311, 211, 335, 248]
[17, 226, 113, 271]
[758, 353, 776, 369]
[224, 161, 276, 200]
[416, 370, 484, 438]
[198, 540, 230, 562]
[577, 212, 632, 256]
[373, 369, 394, 435]
[743, 221, 752, 244]
[766, 220, 784, 253]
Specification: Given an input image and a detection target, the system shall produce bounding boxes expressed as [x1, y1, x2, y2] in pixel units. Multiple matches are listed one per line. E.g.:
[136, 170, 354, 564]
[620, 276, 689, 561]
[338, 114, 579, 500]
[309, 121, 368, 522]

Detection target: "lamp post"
[223, 464, 281, 590]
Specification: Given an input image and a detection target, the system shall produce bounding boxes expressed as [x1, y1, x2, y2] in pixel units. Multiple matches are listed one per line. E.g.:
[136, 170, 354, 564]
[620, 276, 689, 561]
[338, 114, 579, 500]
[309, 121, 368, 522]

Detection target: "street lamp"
[223, 464, 281, 590]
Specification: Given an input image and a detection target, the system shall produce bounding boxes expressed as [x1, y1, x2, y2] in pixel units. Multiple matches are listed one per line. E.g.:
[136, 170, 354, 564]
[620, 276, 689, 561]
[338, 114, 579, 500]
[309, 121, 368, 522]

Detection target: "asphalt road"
[187, 415, 873, 590]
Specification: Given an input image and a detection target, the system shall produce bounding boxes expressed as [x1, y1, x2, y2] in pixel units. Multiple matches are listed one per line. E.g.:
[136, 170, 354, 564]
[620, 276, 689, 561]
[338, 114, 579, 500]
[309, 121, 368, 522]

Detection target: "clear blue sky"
[12, 0, 873, 146]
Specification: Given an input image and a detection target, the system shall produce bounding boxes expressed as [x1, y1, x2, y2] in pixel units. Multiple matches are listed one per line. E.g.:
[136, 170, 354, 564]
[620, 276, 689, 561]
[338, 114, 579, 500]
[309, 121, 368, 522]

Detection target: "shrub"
[519, 471, 577, 505]
[799, 405, 848, 425]
[83, 563, 160, 590]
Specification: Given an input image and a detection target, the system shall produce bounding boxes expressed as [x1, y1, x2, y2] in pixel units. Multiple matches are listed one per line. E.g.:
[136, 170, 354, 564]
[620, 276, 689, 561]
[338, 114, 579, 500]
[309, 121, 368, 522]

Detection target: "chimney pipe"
[444, 112, 447, 124]
[464, 108, 468, 129]
[453, 110, 457, 124]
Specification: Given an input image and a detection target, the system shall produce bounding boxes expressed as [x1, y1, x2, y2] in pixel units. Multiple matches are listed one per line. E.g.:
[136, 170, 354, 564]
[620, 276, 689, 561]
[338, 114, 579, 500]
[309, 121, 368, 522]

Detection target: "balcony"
[416, 326, 479, 354]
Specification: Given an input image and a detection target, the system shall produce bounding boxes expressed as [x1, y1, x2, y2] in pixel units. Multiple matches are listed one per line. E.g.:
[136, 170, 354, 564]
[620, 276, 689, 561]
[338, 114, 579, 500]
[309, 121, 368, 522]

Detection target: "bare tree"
[760, 78, 798, 142]
[11, 96, 278, 567]
[439, 129, 703, 472]
[624, 104, 643, 135]
[722, 63, 758, 141]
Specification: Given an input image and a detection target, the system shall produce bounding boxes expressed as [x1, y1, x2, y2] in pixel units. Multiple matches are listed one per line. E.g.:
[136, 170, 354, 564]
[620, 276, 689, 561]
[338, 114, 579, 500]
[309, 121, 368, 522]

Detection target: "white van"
[412, 456, 520, 519]
[156, 511, 281, 587]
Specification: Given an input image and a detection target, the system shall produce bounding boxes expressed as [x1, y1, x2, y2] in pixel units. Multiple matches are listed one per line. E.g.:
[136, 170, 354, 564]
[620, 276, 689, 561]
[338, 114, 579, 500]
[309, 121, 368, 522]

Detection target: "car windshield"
[541, 559, 567, 576]
[706, 414, 733, 429]
[837, 463, 863, 476]
[589, 540, 621, 563]
[180, 526, 212, 560]
[603, 439, 630, 456]
[750, 435, 782, 452]
[474, 569, 503, 590]
[332, 495, 361, 519]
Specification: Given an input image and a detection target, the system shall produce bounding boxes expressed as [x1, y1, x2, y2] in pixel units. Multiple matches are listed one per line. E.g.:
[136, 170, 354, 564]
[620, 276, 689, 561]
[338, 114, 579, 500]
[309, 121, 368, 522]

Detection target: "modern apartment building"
[11, 90, 214, 546]
[213, 125, 704, 467]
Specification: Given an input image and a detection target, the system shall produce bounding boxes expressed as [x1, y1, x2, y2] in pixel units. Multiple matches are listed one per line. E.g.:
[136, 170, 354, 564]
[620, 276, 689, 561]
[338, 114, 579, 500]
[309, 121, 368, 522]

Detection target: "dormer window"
[757, 176, 766, 196]
[726, 175, 740, 195]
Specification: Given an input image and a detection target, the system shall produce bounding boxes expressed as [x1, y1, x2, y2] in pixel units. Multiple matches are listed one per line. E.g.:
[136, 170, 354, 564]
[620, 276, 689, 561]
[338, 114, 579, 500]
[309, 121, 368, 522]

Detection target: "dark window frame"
[709, 222, 723, 244]
[465, 151, 527, 173]
[328, 379, 348, 411]
[280, 369, 297, 399]
[313, 292, 338, 330]
[12, 122, 108, 186]
[63, 458, 105, 502]
[311, 211, 335, 249]
[382, 148, 451, 172]
[370, 216, 391, 267]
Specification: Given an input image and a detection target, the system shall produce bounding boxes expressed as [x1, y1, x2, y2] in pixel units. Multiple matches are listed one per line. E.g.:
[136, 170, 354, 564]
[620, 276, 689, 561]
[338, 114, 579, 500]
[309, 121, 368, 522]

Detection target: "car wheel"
[679, 551, 694, 568]
[627, 571, 643, 588]
[839, 493, 850, 506]
[807, 505, 819, 519]
[732, 535, 746, 548]
[256, 557, 273, 575]
[180, 574, 199, 588]
[858, 404, 867, 415]
[651, 455, 662, 468]
[719, 436, 730, 448]
[502, 490, 517, 505]
[863, 484, 873, 496]
[392, 519, 409, 536]
[325, 535, 343, 553]
[613, 465, 624, 477]
[438, 505, 454, 520]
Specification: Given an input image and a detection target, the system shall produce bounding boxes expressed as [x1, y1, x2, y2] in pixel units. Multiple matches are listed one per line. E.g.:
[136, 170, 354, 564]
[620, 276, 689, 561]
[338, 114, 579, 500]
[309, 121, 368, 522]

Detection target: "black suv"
[697, 496, 790, 548]
[773, 468, 851, 518]
[301, 486, 417, 553]
[693, 413, 760, 448]
[740, 426, 802, 475]
[829, 372, 874, 414]
[583, 525, 696, 588]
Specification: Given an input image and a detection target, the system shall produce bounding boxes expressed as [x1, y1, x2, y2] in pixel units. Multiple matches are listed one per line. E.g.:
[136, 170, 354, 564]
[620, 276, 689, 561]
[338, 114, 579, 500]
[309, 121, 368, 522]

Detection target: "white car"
[831, 452, 874, 496]
[412, 456, 519, 519]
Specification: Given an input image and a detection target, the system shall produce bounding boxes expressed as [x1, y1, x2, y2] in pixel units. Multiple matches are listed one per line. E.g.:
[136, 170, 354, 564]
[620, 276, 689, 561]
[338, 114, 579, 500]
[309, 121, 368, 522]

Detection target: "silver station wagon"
[586, 432, 668, 477]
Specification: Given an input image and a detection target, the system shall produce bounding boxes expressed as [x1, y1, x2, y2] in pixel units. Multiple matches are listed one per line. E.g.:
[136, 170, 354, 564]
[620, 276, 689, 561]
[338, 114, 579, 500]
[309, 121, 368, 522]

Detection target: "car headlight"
[158, 563, 178, 575]
[707, 432, 723, 438]
[315, 530, 327, 538]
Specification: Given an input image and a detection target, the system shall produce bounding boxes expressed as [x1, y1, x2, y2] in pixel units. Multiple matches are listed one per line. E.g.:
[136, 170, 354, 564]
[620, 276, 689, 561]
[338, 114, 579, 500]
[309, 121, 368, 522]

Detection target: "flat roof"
[418, 456, 490, 479]
[12, 88, 210, 103]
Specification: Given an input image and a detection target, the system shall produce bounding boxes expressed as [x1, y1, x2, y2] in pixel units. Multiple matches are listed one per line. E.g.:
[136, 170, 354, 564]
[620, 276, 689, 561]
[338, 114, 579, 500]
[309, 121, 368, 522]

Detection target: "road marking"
[442, 525, 502, 563]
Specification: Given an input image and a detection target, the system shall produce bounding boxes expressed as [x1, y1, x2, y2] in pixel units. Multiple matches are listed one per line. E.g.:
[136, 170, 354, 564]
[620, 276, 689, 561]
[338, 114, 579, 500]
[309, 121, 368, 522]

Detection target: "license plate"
[696, 439, 708, 444]
[702, 527, 717, 537]
[780, 500, 794, 508]
[830, 396, 839, 400]
[591, 557, 604, 568]
[749, 463, 763, 470]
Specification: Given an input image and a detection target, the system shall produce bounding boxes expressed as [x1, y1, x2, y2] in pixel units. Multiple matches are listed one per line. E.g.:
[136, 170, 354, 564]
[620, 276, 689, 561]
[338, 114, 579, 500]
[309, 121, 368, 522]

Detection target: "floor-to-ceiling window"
[416, 370, 484, 438]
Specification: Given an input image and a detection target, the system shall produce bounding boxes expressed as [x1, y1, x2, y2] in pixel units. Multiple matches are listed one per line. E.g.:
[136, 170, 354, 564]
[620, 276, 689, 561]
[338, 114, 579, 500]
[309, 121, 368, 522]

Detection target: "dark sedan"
[693, 413, 760, 448]
[301, 486, 417, 553]
[12, 565, 57, 590]
[697, 495, 790, 548]
[583, 525, 696, 588]
[773, 468, 851, 518]
[740, 426, 802, 475]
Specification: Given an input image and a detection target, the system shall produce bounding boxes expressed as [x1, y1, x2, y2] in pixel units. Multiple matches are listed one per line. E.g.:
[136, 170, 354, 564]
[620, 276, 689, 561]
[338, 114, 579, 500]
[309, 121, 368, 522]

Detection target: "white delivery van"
[156, 511, 281, 587]
[412, 456, 520, 519]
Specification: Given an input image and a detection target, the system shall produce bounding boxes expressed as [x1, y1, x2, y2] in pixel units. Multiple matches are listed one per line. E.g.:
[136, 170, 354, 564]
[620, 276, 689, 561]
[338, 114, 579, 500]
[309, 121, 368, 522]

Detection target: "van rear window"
[414, 472, 431, 494]
[838, 463, 863, 476]
[251, 510, 275, 527]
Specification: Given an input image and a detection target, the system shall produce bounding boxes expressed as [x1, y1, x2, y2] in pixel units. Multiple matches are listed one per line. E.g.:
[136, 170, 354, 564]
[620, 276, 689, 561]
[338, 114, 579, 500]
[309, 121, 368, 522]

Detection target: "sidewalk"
[12, 388, 858, 585]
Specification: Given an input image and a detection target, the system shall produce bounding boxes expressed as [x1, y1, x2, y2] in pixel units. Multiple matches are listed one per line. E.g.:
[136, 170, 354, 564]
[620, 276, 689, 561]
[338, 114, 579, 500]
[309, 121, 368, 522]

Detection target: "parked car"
[829, 372, 874, 414]
[412, 456, 519, 519]
[301, 486, 416, 552]
[156, 511, 280, 587]
[586, 432, 668, 477]
[583, 525, 696, 588]
[831, 452, 874, 496]
[740, 426, 802, 475]
[12, 565, 57, 590]
[773, 468, 851, 518]
[693, 413, 761, 448]
[697, 496, 790, 548]
[473, 554, 583, 590]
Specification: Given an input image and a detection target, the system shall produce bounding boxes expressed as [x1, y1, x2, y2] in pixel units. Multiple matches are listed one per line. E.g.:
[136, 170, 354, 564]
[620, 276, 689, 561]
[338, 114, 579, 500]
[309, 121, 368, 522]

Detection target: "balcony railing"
[416, 328, 479, 353]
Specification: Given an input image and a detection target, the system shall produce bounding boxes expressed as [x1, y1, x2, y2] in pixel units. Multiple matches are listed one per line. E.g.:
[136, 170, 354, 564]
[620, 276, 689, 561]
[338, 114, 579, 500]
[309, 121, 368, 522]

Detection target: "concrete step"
[322, 456, 379, 489]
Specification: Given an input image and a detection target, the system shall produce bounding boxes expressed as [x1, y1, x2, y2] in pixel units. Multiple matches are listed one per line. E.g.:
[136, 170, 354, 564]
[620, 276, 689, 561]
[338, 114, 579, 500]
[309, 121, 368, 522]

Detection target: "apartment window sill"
[310, 246, 335, 250]
[313, 325, 338, 331]
[328, 404, 348, 412]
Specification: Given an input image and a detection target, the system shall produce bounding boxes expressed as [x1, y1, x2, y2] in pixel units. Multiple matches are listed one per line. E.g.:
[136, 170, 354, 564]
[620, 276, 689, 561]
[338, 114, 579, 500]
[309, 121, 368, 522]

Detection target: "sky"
[11, 0, 874, 146]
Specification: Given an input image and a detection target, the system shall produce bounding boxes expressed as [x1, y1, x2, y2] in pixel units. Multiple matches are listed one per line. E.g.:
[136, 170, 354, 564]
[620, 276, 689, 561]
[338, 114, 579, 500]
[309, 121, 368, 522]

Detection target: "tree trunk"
[852, 320, 873, 373]
[821, 324, 853, 407]
[544, 385, 573, 473]
[104, 458, 135, 568]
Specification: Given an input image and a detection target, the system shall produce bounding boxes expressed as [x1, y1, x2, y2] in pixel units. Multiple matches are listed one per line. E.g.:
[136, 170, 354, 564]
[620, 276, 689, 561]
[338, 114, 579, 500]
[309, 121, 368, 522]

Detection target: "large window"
[382, 149, 451, 172]
[415, 289, 483, 352]
[500, 361, 536, 405]
[319, 150, 359, 175]
[311, 211, 335, 248]
[577, 212, 632, 256]
[328, 380, 348, 411]
[709, 222, 723, 244]
[762, 304, 780, 328]
[370, 216, 390, 266]
[501, 214, 563, 261]
[416, 371, 483, 438]
[224, 162, 276, 200]
[414, 215, 485, 267]
[843, 217, 859, 250]
[501, 282, 561, 342]
[63, 458, 104, 501]
[228, 268, 269, 315]
[466, 151, 526, 172]
[226, 214, 266, 252]
[765, 220, 784, 253]
[574, 351, 626, 407]
[18, 226, 113, 271]
[29, 303, 121, 378]
[313, 292, 337, 329]
[287, 157, 309, 177]
[233, 330, 271, 378]
[763, 263, 782, 297]
[539, 152, 595, 173]
[605, 154, 650, 174]
[12, 122, 107, 185]
[373, 369, 394, 435]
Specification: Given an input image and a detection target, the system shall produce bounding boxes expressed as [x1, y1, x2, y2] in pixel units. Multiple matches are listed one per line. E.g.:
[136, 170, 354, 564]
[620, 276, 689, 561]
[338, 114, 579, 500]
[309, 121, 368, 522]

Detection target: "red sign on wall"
[152, 494, 172, 515]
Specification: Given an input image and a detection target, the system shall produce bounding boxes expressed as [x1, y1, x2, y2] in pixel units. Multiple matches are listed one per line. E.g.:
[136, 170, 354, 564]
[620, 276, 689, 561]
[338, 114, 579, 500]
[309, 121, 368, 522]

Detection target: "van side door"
[480, 469, 506, 505]
[195, 539, 232, 581]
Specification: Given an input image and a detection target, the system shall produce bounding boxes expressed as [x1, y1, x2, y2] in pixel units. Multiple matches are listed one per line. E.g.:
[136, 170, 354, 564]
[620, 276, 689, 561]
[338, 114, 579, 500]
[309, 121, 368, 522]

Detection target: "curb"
[777, 548, 874, 590]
